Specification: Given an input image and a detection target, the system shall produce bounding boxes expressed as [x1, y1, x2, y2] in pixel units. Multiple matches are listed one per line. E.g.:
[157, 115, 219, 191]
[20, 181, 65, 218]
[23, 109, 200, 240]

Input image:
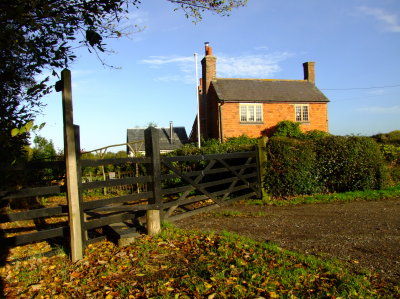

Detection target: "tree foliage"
[1, 0, 247, 119]
[0, 0, 247, 183]
[31, 136, 57, 161]
[371, 130, 400, 146]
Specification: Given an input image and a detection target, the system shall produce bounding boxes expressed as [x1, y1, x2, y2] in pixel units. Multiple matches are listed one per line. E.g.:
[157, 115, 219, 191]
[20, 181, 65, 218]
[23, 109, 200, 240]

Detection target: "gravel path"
[174, 199, 400, 284]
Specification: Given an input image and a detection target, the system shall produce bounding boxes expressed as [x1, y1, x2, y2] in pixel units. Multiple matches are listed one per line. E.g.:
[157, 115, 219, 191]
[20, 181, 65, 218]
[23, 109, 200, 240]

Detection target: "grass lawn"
[1, 224, 398, 298]
[247, 184, 400, 206]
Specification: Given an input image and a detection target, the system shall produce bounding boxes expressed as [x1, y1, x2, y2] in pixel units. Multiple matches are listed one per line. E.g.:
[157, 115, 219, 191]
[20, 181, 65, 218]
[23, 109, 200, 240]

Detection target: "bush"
[303, 130, 330, 140]
[264, 137, 321, 197]
[314, 136, 387, 193]
[170, 135, 257, 156]
[372, 130, 400, 146]
[272, 120, 330, 141]
[272, 120, 303, 138]
[379, 144, 400, 165]
[263, 136, 388, 197]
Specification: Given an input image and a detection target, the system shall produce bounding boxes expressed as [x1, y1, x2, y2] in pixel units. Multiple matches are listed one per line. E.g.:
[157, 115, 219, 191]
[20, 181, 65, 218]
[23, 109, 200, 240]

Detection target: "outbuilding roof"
[126, 127, 188, 152]
[212, 79, 329, 103]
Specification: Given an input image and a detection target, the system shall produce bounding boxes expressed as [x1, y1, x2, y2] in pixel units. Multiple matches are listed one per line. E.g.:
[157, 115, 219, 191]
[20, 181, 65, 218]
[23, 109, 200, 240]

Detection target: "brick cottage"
[190, 43, 329, 141]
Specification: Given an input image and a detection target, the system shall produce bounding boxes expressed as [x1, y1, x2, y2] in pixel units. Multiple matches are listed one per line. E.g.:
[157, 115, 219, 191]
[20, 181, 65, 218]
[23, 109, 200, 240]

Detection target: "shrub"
[380, 144, 400, 165]
[170, 135, 257, 156]
[264, 137, 321, 197]
[272, 120, 303, 138]
[272, 121, 330, 140]
[372, 130, 400, 146]
[379, 144, 400, 185]
[263, 135, 388, 197]
[303, 130, 330, 140]
[314, 136, 387, 192]
[371, 132, 400, 186]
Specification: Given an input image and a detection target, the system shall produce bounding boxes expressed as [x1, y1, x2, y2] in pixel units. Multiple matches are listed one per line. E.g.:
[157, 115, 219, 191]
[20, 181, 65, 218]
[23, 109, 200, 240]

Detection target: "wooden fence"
[0, 69, 261, 262]
[0, 127, 261, 261]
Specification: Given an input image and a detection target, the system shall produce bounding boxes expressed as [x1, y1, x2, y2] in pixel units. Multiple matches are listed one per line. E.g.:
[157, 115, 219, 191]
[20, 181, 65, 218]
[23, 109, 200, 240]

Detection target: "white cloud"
[254, 46, 270, 51]
[114, 11, 149, 42]
[154, 74, 194, 84]
[358, 105, 400, 114]
[140, 56, 193, 67]
[366, 88, 385, 95]
[357, 6, 400, 32]
[70, 69, 96, 78]
[217, 52, 292, 78]
[140, 51, 292, 84]
[126, 11, 148, 27]
[140, 56, 195, 83]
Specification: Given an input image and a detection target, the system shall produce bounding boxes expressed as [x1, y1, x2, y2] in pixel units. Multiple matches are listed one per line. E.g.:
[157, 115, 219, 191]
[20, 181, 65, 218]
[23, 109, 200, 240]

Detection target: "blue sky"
[35, 0, 400, 152]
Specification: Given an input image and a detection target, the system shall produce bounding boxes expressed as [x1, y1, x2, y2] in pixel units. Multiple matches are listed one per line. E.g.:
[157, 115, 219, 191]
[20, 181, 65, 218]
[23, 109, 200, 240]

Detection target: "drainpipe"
[169, 121, 173, 144]
[218, 102, 224, 142]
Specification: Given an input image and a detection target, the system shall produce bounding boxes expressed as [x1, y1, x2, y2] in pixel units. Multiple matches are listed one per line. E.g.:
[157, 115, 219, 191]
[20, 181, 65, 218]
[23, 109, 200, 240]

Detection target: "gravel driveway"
[174, 199, 400, 284]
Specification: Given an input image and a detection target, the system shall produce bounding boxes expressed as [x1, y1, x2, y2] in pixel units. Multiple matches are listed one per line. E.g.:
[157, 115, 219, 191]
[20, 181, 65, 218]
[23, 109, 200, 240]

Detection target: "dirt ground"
[174, 199, 400, 284]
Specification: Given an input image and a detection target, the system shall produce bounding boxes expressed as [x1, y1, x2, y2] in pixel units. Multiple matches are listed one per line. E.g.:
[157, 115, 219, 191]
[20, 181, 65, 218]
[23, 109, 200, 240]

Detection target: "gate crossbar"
[164, 160, 217, 218]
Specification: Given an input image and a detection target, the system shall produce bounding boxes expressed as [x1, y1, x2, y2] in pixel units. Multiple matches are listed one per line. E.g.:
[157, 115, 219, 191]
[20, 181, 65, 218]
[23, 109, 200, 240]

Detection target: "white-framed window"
[295, 104, 309, 122]
[240, 103, 263, 123]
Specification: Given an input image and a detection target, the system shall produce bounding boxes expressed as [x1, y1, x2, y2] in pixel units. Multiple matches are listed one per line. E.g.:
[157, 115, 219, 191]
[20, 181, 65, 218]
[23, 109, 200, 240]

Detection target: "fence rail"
[0, 127, 261, 261]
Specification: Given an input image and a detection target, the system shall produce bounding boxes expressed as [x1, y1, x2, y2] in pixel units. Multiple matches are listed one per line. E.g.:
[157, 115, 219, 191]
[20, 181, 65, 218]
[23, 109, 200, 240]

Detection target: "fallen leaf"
[204, 281, 213, 289]
[269, 291, 279, 298]
[30, 284, 42, 291]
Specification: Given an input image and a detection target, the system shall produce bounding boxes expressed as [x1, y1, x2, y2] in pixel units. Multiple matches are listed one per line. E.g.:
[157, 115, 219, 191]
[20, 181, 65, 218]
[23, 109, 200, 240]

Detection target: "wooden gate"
[0, 69, 262, 261]
[161, 151, 260, 221]
[0, 127, 262, 262]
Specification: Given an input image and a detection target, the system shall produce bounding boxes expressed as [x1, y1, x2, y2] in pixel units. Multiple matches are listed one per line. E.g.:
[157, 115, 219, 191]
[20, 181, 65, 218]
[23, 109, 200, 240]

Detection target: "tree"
[31, 136, 57, 161]
[0, 0, 247, 182]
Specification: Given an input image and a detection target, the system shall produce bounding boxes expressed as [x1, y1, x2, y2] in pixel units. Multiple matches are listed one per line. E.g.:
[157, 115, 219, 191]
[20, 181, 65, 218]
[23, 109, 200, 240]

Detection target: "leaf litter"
[1, 227, 398, 298]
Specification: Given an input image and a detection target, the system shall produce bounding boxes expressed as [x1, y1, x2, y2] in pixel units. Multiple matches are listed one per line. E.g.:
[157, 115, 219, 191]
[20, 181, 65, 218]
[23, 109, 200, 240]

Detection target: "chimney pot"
[205, 42, 212, 56]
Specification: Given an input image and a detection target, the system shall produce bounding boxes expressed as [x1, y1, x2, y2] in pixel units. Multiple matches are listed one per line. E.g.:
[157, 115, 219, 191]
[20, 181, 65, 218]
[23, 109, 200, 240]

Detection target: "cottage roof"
[211, 79, 329, 103]
[126, 127, 188, 152]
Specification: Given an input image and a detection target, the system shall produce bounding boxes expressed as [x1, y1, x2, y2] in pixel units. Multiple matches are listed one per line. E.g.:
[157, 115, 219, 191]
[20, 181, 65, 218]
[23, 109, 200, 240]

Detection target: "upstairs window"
[295, 105, 309, 122]
[240, 104, 263, 123]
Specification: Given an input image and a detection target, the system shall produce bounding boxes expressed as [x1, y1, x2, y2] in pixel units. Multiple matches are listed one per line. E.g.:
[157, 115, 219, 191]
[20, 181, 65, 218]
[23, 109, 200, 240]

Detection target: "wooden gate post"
[57, 69, 84, 262]
[74, 125, 87, 245]
[257, 136, 269, 199]
[144, 127, 161, 236]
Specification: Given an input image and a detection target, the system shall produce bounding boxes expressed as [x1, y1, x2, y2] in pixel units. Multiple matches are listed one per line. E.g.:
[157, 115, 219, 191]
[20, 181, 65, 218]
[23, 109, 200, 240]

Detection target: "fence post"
[257, 136, 269, 199]
[144, 127, 161, 236]
[74, 125, 87, 246]
[57, 69, 83, 262]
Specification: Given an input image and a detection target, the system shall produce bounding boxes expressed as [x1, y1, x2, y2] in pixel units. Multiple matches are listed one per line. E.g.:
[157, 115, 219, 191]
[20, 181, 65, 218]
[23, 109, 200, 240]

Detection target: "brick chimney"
[201, 42, 216, 96]
[201, 42, 216, 138]
[303, 62, 315, 84]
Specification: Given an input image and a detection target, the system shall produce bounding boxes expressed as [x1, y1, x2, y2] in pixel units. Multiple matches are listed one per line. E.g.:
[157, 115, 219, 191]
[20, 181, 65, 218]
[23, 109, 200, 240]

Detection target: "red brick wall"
[220, 102, 328, 139]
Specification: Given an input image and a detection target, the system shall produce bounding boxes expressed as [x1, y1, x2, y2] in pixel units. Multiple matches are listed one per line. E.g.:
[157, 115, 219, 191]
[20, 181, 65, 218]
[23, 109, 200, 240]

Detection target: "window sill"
[240, 122, 264, 125]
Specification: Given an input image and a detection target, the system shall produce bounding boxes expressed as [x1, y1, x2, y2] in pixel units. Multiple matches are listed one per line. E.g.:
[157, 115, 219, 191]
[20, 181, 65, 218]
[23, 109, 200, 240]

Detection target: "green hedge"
[169, 135, 257, 156]
[263, 137, 321, 197]
[264, 136, 387, 197]
[314, 136, 386, 193]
